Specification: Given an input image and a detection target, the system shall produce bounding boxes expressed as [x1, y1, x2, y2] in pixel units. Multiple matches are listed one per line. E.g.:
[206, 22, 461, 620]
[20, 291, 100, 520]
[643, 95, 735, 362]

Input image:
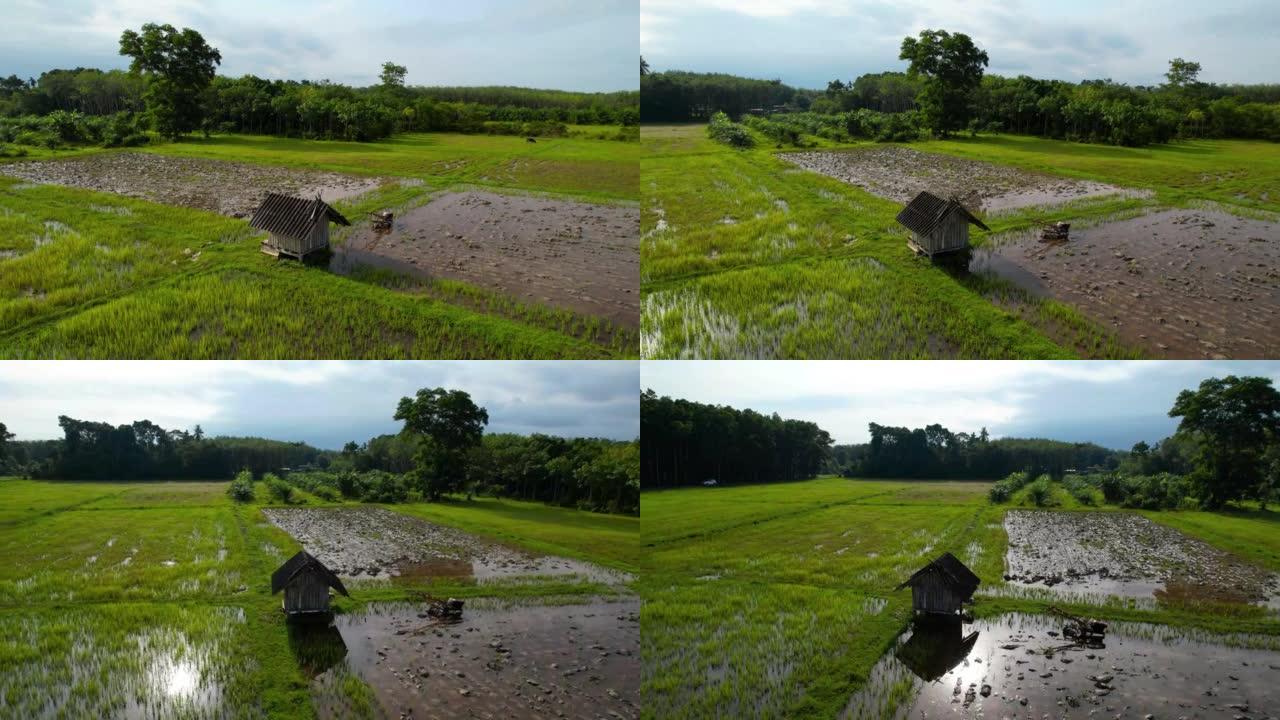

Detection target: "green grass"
[0, 477, 637, 717]
[641, 476, 1280, 718]
[640, 123, 1280, 358]
[0, 129, 638, 359]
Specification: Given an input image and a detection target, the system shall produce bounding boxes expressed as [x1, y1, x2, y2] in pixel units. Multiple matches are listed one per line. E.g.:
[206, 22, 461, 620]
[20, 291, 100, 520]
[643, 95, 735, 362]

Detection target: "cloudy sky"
[0, 361, 639, 447]
[642, 361, 1280, 449]
[1, 0, 637, 91]
[642, 0, 1280, 87]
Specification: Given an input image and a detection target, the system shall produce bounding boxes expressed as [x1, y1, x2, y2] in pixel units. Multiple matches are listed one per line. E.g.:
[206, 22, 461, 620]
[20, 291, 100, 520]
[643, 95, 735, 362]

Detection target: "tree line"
[0, 386, 639, 516]
[642, 33, 1280, 146]
[836, 423, 1120, 480]
[0, 23, 638, 151]
[640, 390, 833, 488]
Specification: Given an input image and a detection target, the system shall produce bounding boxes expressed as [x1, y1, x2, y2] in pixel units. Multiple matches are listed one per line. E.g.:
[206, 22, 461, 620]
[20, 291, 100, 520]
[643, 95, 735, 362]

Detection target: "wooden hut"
[896, 552, 980, 616]
[271, 551, 349, 619]
[895, 191, 990, 258]
[250, 192, 350, 259]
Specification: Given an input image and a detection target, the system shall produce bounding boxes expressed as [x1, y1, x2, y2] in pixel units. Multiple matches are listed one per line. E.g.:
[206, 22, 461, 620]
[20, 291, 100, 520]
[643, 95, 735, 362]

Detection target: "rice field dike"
[0, 130, 640, 359]
[0, 477, 639, 719]
[639, 476, 1280, 719]
[640, 124, 1280, 359]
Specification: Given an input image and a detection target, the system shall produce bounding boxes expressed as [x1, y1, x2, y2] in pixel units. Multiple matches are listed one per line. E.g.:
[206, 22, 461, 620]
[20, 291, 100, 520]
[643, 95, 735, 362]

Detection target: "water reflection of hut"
[287, 621, 349, 678]
[896, 615, 980, 682]
[272, 550, 350, 619]
[897, 191, 990, 258]
[896, 552, 980, 616]
[251, 192, 351, 259]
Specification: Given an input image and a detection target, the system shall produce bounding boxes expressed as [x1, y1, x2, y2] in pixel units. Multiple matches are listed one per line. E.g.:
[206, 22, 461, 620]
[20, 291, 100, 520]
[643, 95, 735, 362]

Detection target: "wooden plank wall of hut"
[912, 573, 960, 614]
[284, 570, 332, 612]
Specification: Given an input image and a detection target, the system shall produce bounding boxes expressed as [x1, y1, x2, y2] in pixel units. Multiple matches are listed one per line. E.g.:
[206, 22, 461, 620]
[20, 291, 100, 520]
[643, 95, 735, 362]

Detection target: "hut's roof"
[271, 550, 350, 597]
[895, 191, 990, 235]
[250, 193, 350, 240]
[895, 552, 981, 595]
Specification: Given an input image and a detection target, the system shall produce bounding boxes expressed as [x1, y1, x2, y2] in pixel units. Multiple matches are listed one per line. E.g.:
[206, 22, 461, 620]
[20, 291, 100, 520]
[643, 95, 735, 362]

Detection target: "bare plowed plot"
[0, 152, 386, 217]
[333, 190, 639, 326]
[973, 208, 1280, 358]
[311, 600, 639, 720]
[1002, 510, 1280, 605]
[783, 146, 1146, 212]
[263, 506, 629, 585]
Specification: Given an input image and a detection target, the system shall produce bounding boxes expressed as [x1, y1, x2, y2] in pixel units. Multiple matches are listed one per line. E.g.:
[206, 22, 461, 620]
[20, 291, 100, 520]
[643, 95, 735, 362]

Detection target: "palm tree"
[640, 56, 650, 77]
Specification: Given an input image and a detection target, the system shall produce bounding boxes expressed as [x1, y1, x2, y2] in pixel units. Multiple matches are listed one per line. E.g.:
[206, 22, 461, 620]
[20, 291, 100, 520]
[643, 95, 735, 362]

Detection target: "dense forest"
[641, 42, 1280, 146]
[833, 424, 1121, 480]
[0, 387, 639, 516]
[640, 390, 833, 488]
[0, 23, 638, 152]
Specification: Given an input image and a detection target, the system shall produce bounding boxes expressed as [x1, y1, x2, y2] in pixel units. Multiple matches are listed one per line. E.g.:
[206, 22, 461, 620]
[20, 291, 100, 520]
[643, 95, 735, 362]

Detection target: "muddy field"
[331, 190, 639, 326]
[1003, 510, 1280, 606]
[309, 600, 639, 720]
[263, 507, 629, 585]
[971, 208, 1280, 358]
[783, 146, 1145, 213]
[0, 152, 386, 217]
[843, 614, 1280, 719]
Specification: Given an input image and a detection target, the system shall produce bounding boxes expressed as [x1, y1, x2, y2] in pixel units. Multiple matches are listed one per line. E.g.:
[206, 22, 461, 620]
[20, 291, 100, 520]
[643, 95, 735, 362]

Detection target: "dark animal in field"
[526, 137, 537, 143]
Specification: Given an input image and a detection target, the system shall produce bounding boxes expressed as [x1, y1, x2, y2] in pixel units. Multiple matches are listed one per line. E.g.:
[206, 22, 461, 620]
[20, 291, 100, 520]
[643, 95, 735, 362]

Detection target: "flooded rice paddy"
[0, 606, 251, 719]
[0, 152, 386, 217]
[263, 506, 630, 585]
[843, 613, 1280, 719]
[307, 599, 639, 720]
[783, 146, 1147, 213]
[971, 208, 1280, 358]
[330, 190, 639, 326]
[1001, 510, 1280, 607]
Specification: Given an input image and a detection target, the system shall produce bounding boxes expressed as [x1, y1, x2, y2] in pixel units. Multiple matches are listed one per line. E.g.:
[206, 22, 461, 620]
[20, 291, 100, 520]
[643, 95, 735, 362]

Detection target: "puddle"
[783, 146, 1147, 212]
[330, 190, 639, 326]
[1001, 510, 1280, 607]
[311, 600, 639, 720]
[263, 506, 631, 585]
[970, 208, 1280, 357]
[0, 152, 386, 218]
[842, 613, 1280, 719]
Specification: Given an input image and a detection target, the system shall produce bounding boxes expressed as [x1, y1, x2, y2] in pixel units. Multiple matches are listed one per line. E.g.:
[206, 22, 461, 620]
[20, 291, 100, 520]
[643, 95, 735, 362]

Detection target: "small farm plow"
[1047, 605, 1107, 643]
[369, 210, 394, 231]
[1040, 221, 1071, 241]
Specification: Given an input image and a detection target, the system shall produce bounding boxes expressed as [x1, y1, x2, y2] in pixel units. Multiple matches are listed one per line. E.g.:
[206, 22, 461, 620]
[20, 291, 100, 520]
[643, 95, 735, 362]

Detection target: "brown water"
[330, 190, 639, 326]
[310, 600, 639, 720]
[0, 152, 386, 217]
[783, 146, 1146, 212]
[263, 506, 631, 585]
[843, 613, 1280, 719]
[970, 208, 1280, 358]
[1000, 510, 1280, 608]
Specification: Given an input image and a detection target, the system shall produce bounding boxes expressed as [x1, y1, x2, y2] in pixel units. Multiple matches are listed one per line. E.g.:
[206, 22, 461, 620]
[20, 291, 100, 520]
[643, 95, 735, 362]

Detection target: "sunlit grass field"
[640, 124, 1280, 358]
[0, 477, 639, 718]
[640, 476, 1280, 719]
[0, 130, 639, 358]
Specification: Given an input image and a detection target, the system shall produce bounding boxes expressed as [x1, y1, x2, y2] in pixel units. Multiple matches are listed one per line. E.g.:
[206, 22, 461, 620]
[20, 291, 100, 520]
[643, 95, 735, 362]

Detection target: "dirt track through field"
[263, 506, 629, 585]
[332, 190, 639, 326]
[973, 208, 1280, 358]
[783, 146, 1146, 213]
[0, 152, 387, 217]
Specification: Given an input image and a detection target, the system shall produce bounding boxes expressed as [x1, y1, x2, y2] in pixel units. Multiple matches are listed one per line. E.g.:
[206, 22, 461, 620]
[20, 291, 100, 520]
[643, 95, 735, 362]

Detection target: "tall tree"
[640, 56, 650, 76]
[394, 388, 489, 500]
[0, 421, 14, 461]
[1169, 375, 1280, 509]
[118, 23, 221, 139]
[1164, 58, 1202, 88]
[380, 62, 408, 88]
[899, 29, 988, 137]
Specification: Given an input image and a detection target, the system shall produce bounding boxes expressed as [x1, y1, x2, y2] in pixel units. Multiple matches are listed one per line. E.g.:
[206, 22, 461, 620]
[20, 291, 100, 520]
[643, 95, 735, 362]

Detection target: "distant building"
[272, 550, 349, 618]
[251, 192, 350, 260]
[896, 552, 980, 616]
[896, 191, 990, 258]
